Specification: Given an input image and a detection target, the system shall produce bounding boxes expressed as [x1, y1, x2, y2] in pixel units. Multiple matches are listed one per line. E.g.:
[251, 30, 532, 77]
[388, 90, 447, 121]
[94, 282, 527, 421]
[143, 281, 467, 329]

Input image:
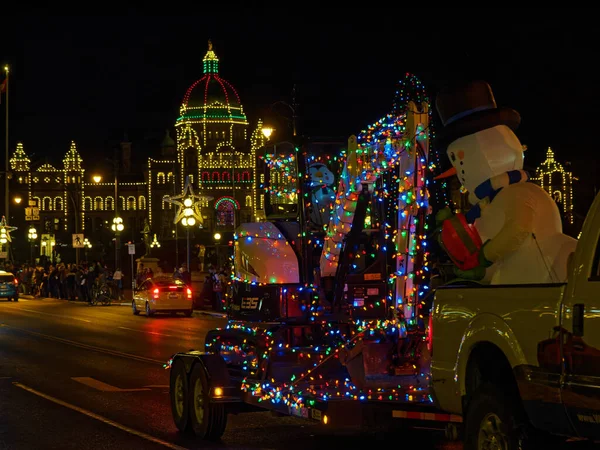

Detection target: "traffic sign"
[128, 244, 135, 255]
[72, 233, 85, 248]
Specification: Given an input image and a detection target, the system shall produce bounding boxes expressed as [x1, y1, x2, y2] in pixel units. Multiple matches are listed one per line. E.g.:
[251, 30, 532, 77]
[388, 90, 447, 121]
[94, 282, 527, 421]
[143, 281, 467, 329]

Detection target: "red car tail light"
[153, 288, 160, 299]
[187, 288, 192, 300]
[13, 278, 18, 285]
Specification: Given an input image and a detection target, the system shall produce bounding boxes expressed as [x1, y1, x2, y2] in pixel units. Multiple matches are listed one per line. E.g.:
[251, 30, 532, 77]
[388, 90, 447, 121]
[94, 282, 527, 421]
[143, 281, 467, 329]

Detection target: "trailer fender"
[192, 353, 232, 389]
[171, 352, 231, 386]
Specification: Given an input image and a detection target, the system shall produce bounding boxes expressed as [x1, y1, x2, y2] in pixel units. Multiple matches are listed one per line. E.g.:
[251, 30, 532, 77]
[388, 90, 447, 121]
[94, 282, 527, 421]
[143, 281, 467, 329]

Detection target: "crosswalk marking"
[72, 377, 151, 392]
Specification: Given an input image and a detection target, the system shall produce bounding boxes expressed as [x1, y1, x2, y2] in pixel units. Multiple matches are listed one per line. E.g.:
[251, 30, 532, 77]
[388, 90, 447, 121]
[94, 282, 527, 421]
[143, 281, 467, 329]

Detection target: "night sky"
[2, 10, 597, 213]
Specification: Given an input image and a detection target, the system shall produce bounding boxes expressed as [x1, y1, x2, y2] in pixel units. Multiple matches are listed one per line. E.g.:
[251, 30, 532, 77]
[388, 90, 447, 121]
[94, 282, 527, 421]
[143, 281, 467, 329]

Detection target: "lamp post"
[214, 232, 221, 268]
[111, 217, 124, 270]
[28, 225, 37, 265]
[150, 233, 161, 255]
[181, 201, 196, 270]
[83, 237, 92, 261]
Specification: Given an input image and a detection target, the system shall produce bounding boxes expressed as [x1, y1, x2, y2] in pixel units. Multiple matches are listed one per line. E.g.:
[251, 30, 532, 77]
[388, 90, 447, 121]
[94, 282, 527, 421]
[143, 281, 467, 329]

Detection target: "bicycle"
[90, 280, 116, 306]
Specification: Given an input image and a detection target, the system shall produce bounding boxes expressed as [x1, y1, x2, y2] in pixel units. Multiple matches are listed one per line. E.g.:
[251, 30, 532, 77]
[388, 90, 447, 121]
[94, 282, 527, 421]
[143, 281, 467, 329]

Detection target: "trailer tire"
[188, 361, 227, 440]
[169, 358, 190, 433]
[465, 382, 536, 450]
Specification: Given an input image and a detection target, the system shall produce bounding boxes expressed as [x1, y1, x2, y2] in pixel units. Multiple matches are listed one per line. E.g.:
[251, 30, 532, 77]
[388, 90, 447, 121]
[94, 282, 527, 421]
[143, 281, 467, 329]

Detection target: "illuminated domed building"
[534, 147, 574, 225]
[7, 41, 268, 264]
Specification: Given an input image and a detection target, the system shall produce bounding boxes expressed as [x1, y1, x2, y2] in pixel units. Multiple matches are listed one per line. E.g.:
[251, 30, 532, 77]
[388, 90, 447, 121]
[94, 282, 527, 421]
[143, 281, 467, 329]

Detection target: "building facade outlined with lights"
[7, 41, 269, 263]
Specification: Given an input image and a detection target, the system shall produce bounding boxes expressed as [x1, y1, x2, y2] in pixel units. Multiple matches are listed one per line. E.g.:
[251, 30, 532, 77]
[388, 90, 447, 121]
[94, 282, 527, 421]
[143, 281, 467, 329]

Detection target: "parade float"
[166, 77, 600, 450]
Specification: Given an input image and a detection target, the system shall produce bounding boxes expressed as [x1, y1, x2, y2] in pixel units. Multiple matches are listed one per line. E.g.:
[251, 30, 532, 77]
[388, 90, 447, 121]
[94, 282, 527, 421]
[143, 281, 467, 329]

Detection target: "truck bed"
[430, 282, 565, 414]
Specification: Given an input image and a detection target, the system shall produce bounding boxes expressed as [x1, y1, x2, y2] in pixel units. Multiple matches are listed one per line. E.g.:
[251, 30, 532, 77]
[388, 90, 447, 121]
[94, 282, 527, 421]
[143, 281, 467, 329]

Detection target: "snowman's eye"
[450, 152, 456, 162]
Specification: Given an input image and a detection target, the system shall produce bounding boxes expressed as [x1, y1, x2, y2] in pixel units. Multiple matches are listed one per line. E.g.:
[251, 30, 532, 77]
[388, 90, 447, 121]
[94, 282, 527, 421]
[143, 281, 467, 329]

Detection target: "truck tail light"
[153, 288, 160, 299]
[187, 288, 192, 300]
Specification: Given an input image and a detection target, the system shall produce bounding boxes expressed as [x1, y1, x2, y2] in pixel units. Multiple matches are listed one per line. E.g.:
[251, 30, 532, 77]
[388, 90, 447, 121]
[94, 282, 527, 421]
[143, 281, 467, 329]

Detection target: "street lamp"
[13, 196, 22, 205]
[150, 233, 161, 250]
[182, 199, 197, 271]
[83, 237, 92, 261]
[92, 175, 102, 183]
[28, 225, 37, 265]
[111, 217, 124, 270]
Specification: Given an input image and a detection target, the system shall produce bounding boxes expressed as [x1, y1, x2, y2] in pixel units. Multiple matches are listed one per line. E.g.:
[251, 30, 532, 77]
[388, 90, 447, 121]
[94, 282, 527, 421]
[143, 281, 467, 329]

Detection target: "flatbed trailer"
[166, 314, 462, 441]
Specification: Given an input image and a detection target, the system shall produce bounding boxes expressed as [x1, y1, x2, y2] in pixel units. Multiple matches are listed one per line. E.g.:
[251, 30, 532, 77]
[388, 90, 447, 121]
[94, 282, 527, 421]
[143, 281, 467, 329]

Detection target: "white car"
[132, 276, 193, 317]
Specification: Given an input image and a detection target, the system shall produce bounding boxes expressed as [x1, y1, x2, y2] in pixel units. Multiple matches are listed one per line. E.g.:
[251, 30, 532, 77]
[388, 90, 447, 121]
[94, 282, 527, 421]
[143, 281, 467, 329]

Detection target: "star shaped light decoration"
[163, 176, 213, 226]
[0, 215, 18, 244]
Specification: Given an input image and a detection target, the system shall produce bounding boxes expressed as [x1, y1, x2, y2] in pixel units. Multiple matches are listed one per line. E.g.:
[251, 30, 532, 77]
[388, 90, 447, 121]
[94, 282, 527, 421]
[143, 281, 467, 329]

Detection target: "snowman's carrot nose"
[434, 166, 457, 180]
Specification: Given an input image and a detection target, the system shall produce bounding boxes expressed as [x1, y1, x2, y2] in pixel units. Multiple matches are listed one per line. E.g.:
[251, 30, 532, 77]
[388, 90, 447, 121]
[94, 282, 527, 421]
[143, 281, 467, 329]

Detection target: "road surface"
[0, 297, 592, 449]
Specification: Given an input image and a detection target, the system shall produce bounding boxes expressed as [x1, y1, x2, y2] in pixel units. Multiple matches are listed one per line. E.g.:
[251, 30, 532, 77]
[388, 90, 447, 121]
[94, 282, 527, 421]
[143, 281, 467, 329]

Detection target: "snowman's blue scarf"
[465, 170, 530, 224]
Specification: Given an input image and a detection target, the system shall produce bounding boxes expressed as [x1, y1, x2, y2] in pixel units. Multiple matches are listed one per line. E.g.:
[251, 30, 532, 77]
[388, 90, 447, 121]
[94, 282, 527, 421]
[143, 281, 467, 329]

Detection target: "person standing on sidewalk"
[113, 267, 123, 301]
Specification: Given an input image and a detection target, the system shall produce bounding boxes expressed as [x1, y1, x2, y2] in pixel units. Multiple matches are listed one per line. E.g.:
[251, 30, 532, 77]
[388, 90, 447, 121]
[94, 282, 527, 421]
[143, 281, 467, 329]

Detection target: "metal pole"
[30, 241, 33, 265]
[130, 252, 135, 291]
[114, 156, 119, 271]
[4, 67, 9, 226]
[186, 227, 190, 271]
[4, 66, 9, 261]
[174, 162, 179, 268]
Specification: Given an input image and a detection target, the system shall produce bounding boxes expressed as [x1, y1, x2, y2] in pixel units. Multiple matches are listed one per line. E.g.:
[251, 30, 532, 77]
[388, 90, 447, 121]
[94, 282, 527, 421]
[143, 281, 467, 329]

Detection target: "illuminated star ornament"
[0, 216, 17, 244]
[164, 176, 213, 225]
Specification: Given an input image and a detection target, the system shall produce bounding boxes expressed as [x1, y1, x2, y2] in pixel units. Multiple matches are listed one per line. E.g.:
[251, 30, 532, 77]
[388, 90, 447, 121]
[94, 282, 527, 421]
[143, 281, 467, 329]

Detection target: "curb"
[194, 310, 227, 319]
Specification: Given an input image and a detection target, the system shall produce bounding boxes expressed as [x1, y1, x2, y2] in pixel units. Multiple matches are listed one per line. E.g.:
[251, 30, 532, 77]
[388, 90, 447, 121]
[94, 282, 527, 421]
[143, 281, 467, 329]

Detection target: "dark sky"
[2, 10, 597, 211]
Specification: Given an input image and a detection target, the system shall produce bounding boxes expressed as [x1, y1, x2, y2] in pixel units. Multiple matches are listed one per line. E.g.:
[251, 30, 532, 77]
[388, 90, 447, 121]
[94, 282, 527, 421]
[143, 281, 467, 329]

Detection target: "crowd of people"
[7, 261, 123, 304]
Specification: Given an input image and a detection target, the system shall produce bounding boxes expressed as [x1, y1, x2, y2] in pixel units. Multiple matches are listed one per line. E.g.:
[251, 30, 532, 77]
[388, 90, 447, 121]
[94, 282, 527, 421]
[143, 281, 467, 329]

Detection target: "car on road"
[0, 270, 19, 302]
[132, 275, 193, 317]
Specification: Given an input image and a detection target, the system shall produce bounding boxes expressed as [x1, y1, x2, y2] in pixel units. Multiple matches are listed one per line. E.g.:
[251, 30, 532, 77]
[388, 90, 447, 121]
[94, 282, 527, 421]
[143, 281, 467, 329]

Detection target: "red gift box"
[439, 213, 483, 271]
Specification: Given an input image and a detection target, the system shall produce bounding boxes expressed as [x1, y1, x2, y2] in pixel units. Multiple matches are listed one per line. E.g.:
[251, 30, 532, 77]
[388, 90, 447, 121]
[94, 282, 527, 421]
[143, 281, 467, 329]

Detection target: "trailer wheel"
[169, 358, 190, 433]
[464, 382, 528, 450]
[188, 361, 227, 440]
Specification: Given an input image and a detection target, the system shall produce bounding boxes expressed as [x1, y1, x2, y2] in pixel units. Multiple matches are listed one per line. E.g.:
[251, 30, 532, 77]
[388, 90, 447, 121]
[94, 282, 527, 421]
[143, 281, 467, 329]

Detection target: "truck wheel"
[169, 359, 190, 433]
[464, 382, 526, 450]
[188, 361, 227, 440]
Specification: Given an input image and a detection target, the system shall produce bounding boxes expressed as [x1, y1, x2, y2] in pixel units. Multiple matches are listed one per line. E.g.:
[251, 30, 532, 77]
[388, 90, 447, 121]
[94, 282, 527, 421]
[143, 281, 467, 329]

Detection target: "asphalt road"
[0, 297, 595, 449]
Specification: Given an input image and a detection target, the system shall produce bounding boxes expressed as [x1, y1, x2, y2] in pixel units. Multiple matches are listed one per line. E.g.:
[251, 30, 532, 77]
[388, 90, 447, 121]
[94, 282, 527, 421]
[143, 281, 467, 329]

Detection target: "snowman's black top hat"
[435, 80, 521, 149]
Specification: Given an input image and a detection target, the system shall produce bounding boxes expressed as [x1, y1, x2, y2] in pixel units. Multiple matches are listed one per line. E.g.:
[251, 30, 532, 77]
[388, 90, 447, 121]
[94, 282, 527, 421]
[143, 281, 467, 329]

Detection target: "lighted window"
[54, 197, 63, 211]
[167, 172, 173, 183]
[212, 172, 220, 181]
[222, 172, 230, 181]
[216, 201, 234, 227]
[106, 197, 114, 211]
[84, 197, 92, 210]
[202, 172, 210, 182]
[127, 196, 136, 210]
[43, 197, 52, 210]
[94, 197, 103, 210]
[162, 195, 172, 210]
[157, 172, 166, 184]
[245, 195, 252, 207]
[139, 196, 146, 210]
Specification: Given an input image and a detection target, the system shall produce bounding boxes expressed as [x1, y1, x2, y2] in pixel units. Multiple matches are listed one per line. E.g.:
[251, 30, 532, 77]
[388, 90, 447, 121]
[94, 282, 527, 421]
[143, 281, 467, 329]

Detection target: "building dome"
[176, 40, 247, 126]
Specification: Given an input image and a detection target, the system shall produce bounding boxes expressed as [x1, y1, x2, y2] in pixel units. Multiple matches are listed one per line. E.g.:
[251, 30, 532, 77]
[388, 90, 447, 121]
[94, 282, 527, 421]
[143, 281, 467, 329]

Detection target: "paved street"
[0, 297, 594, 449]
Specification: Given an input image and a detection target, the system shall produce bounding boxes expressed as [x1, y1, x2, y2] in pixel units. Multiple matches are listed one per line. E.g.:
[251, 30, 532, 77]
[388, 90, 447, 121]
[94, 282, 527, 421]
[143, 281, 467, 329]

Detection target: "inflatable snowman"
[308, 162, 336, 227]
[435, 80, 577, 284]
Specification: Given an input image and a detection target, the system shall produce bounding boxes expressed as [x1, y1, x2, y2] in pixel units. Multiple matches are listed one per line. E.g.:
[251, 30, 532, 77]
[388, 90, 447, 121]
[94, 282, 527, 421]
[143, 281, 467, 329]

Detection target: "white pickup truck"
[432, 191, 600, 447]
